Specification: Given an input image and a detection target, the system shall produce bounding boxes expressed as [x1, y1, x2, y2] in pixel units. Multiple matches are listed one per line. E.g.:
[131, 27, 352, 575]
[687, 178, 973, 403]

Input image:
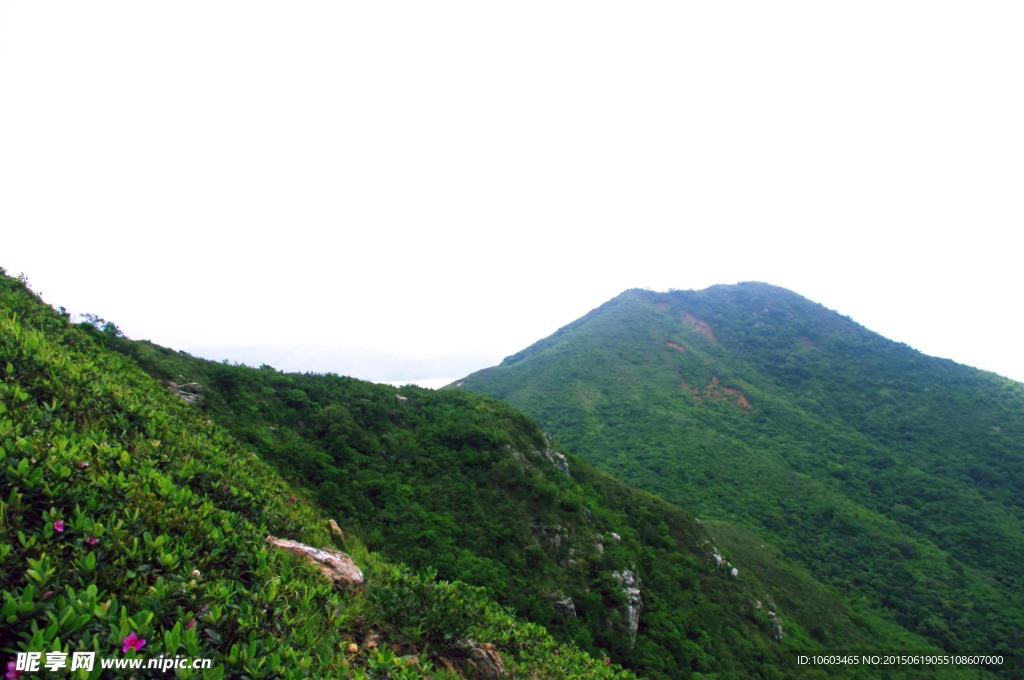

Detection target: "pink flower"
[186, 620, 197, 630]
[288, 496, 295, 503]
[53, 520, 65, 533]
[7, 660, 23, 678]
[122, 632, 146, 653]
[86, 536, 99, 546]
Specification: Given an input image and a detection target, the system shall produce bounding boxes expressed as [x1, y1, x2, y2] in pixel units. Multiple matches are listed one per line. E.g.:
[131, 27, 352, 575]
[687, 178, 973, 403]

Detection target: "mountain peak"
[458, 283, 1024, 661]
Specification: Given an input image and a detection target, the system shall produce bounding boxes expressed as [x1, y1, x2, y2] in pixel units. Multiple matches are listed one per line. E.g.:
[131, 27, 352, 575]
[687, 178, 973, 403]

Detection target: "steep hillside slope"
[103, 330, 827, 678]
[456, 283, 1024, 667]
[0, 270, 628, 679]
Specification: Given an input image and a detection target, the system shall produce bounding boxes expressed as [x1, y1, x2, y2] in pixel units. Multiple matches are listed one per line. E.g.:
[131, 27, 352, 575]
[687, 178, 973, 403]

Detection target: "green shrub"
[369, 566, 490, 654]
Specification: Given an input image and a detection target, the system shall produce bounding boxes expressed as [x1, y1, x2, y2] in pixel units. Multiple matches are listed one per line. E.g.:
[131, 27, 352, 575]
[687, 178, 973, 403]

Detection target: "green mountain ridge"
[3, 268, 1015, 678]
[456, 283, 1024, 674]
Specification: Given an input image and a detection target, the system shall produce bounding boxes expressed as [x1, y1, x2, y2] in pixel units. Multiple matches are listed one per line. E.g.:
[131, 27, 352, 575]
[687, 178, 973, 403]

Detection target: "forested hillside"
[103, 323, 823, 678]
[0, 270, 632, 679]
[456, 283, 1024, 671]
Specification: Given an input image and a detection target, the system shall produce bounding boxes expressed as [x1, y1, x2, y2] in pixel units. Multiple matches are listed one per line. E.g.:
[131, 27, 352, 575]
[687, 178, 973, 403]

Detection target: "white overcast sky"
[2, 1, 1022, 386]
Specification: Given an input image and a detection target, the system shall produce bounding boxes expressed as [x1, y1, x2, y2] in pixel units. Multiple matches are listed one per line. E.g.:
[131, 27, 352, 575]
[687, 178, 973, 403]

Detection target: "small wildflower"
[53, 520, 65, 533]
[122, 632, 146, 653]
[605, 658, 612, 666]
[86, 536, 99, 546]
[186, 620, 197, 630]
[288, 496, 295, 503]
[6, 660, 23, 679]
[191, 569, 201, 578]
[346, 643, 358, 654]
[77, 461, 90, 468]
[41, 591, 54, 599]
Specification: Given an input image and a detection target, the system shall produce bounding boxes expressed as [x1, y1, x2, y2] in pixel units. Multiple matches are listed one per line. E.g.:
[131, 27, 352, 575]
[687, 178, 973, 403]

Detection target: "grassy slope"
[0, 270, 630, 679]
[456, 284, 1023, 673]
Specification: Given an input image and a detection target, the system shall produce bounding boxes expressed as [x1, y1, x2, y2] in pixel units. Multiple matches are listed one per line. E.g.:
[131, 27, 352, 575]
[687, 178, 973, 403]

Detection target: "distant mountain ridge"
[456, 282, 1024, 664]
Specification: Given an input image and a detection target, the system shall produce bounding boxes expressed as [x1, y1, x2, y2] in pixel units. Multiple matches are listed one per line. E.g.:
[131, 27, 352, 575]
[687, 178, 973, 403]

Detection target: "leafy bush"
[369, 566, 489, 653]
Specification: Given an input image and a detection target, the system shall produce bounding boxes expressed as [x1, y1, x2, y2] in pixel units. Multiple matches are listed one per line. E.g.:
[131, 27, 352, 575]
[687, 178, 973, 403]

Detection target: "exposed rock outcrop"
[265, 536, 364, 589]
[505, 434, 571, 477]
[531, 522, 591, 567]
[541, 435, 569, 476]
[167, 380, 204, 406]
[712, 547, 740, 577]
[439, 640, 506, 679]
[553, 595, 577, 618]
[767, 602, 784, 642]
[612, 569, 642, 642]
[770, 614, 784, 642]
[532, 523, 567, 551]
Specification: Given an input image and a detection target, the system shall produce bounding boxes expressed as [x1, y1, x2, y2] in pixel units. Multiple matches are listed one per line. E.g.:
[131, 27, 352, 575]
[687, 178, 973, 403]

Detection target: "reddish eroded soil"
[679, 378, 702, 400]
[682, 312, 717, 342]
[679, 376, 751, 412]
[666, 340, 687, 352]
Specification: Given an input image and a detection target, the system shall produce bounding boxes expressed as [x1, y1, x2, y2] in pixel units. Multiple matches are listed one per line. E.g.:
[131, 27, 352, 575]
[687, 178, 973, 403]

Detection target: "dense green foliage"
[457, 283, 1024, 674]
[104, 320, 809, 678]
[0, 270, 632, 679]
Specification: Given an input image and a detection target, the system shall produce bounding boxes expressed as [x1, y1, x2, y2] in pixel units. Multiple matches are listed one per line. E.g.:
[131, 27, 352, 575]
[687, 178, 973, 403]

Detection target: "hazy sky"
[2, 2, 1022, 386]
